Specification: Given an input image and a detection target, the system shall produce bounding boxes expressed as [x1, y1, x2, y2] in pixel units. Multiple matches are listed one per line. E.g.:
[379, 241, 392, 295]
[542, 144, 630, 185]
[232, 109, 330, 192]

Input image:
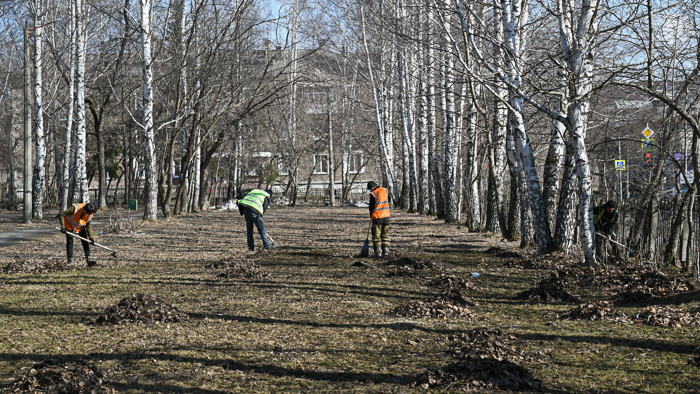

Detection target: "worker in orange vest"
[367, 181, 391, 258]
[57, 202, 98, 266]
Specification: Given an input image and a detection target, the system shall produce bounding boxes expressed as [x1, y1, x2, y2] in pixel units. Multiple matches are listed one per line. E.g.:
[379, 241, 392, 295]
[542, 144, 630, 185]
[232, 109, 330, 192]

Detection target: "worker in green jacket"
[593, 200, 619, 261]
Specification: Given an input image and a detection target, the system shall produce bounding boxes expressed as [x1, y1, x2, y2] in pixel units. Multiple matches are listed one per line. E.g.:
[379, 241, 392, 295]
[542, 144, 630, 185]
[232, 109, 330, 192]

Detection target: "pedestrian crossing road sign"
[615, 160, 626, 170]
[642, 139, 654, 151]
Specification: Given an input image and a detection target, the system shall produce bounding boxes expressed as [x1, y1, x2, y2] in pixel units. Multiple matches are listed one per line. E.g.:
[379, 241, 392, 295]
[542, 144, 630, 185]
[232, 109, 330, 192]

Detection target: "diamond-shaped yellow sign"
[642, 127, 654, 138]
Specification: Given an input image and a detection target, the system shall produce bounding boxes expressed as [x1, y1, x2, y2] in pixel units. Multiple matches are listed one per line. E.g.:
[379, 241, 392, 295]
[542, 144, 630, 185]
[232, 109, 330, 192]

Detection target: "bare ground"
[0, 206, 698, 392]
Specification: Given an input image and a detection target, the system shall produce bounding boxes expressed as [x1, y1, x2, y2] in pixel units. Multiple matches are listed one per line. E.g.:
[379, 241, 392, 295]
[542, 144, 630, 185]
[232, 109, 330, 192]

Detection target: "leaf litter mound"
[425, 273, 475, 290]
[414, 327, 545, 391]
[10, 360, 115, 393]
[515, 269, 580, 303]
[484, 246, 525, 260]
[633, 305, 700, 327]
[558, 301, 631, 323]
[512, 251, 580, 270]
[86, 293, 189, 325]
[615, 270, 695, 305]
[391, 286, 478, 319]
[384, 254, 442, 277]
[1, 258, 69, 275]
[208, 256, 270, 280]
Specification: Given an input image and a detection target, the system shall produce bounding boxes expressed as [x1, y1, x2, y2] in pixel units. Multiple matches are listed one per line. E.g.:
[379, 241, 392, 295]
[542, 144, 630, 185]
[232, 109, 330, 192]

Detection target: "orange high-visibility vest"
[64, 203, 93, 232]
[370, 187, 390, 219]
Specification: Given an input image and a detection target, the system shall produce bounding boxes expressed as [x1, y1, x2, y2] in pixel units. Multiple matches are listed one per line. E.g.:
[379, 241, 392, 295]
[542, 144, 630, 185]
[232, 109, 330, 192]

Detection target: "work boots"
[373, 245, 383, 258]
[67, 257, 74, 266]
[86, 256, 97, 267]
[382, 246, 390, 257]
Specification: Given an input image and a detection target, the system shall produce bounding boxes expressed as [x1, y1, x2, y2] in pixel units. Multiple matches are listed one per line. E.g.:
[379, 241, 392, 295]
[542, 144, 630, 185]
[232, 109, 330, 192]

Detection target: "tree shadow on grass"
[187, 312, 461, 335]
[518, 332, 697, 355]
[0, 350, 416, 387]
[251, 281, 432, 299]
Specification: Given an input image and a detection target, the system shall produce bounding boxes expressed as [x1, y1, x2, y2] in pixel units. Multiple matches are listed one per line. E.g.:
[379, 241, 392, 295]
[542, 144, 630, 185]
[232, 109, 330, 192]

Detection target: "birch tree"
[59, 0, 76, 210]
[140, 0, 157, 220]
[73, 0, 88, 203]
[31, 0, 46, 218]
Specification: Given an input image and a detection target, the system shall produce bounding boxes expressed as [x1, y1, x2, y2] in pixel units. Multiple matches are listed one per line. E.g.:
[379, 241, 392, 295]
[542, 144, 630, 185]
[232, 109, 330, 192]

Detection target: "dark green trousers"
[371, 217, 390, 248]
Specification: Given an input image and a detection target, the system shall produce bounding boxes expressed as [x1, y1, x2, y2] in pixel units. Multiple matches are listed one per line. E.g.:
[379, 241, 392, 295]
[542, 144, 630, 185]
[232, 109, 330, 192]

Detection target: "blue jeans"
[244, 208, 270, 251]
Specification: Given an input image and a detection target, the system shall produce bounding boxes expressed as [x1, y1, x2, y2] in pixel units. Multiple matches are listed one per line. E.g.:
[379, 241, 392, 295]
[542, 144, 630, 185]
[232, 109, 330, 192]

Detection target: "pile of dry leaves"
[633, 306, 700, 327]
[515, 270, 580, 303]
[384, 255, 442, 277]
[414, 328, 545, 391]
[509, 251, 577, 270]
[10, 361, 115, 393]
[392, 287, 478, 319]
[425, 274, 475, 291]
[207, 256, 270, 280]
[1, 258, 69, 275]
[86, 293, 189, 325]
[484, 246, 525, 260]
[615, 271, 695, 304]
[558, 301, 630, 323]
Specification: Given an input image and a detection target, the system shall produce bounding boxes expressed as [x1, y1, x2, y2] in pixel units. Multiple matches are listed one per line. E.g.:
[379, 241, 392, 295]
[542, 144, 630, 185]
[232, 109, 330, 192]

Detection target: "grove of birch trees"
[0, 0, 699, 279]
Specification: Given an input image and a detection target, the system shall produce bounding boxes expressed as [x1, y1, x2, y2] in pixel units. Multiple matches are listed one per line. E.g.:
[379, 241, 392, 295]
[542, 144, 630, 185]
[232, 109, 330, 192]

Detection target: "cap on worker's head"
[367, 181, 378, 190]
[85, 202, 97, 213]
[605, 200, 617, 209]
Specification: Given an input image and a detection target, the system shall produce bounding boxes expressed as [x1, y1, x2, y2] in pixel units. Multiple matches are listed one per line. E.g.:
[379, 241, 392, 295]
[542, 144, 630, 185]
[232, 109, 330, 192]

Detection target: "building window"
[314, 154, 329, 174]
[348, 151, 364, 174]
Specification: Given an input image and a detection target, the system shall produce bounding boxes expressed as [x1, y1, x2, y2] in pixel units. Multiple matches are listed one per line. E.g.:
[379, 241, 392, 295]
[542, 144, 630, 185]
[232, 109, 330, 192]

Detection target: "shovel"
[56, 227, 118, 257]
[360, 222, 371, 257]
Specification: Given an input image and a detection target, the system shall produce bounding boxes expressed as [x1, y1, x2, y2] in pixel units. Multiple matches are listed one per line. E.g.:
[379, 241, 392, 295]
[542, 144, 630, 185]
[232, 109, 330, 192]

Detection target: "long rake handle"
[55, 227, 118, 255]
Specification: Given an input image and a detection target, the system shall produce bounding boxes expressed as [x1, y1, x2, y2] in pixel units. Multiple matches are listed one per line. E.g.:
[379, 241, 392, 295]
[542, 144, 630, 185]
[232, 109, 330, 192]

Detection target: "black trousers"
[66, 228, 91, 259]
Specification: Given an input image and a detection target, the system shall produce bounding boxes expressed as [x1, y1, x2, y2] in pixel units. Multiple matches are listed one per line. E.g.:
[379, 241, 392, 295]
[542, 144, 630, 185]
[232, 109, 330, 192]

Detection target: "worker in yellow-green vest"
[237, 189, 273, 252]
[367, 181, 391, 258]
[593, 200, 619, 261]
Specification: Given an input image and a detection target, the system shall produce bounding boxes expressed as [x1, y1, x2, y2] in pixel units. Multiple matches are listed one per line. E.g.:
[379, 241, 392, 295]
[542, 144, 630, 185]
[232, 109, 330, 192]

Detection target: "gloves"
[60, 228, 67, 234]
[89, 237, 95, 245]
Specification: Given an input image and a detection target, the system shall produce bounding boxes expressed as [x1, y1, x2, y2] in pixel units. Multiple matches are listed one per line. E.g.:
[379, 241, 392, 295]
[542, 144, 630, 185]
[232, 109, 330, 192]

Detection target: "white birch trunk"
[502, 0, 553, 252]
[507, 121, 533, 246]
[441, 26, 459, 223]
[554, 137, 579, 252]
[558, 0, 600, 264]
[543, 99, 567, 233]
[73, 0, 88, 203]
[465, 91, 480, 230]
[61, 0, 76, 210]
[32, 0, 45, 219]
[360, 3, 398, 195]
[141, 0, 157, 220]
[397, 47, 418, 212]
[417, 21, 430, 214]
[328, 101, 335, 206]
